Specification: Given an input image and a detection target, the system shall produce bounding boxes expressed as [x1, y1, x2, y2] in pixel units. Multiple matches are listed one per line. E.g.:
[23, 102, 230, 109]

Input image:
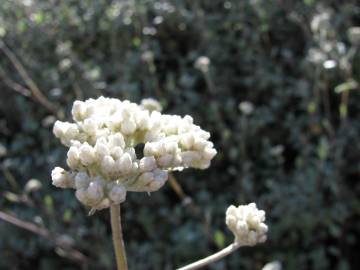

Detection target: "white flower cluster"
[51, 96, 217, 211]
[225, 203, 268, 246]
[194, 56, 210, 73]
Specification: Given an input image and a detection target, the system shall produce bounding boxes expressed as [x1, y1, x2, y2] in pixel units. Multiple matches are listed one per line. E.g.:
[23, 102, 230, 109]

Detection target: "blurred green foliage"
[0, 0, 360, 269]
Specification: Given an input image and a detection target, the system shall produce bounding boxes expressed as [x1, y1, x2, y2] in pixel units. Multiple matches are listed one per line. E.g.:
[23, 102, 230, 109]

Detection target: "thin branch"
[0, 66, 31, 97]
[168, 173, 191, 203]
[204, 72, 216, 95]
[168, 173, 199, 214]
[0, 210, 87, 263]
[2, 167, 20, 191]
[0, 40, 58, 115]
[177, 242, 241, 270]
[0, 210, 49, 237]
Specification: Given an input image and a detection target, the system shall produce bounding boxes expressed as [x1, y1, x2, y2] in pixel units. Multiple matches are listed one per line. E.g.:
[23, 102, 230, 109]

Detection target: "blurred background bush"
[0, 0, 360, 269]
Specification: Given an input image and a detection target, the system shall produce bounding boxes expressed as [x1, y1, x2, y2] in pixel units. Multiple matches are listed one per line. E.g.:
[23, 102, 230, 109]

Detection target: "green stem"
[110, 204, 128, 270]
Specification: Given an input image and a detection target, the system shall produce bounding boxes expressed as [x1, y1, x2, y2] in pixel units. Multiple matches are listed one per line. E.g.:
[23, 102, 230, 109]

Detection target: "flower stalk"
[110, 204, 128, 270]
[177, 242, 241, 270]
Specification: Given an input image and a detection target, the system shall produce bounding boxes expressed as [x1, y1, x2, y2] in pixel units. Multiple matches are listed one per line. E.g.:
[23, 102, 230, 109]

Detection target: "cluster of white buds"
[226, 203, 268, 246]
[194, 56, 210, 73]
[51, 96, 217, 211]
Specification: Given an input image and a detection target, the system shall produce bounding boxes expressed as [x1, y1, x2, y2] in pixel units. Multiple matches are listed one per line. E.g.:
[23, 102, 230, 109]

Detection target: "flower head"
[226, 203, 268, 246]
[238, 101, 254, 115]
[51, 97, 217, 211]
[195, 56, 210, 73]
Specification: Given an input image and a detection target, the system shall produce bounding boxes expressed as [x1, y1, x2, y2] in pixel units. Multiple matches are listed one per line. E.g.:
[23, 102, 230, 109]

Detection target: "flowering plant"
[51, 97, 267, 270]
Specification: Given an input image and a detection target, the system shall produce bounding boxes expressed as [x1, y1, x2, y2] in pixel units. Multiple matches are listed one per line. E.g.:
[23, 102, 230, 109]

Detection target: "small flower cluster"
[225, 203, 268, 246]
[194, 56, 210, 73]
[51, 97, 216, 211]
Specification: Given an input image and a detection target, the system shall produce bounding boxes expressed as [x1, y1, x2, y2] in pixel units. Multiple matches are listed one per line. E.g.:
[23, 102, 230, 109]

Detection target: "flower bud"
[121, 119, 137, 135]
[83, 118, 97, 136]
[101, 155, 115, 175]
[157, 154, 173, 168]
[118, 153, 132, 174]
[203, 147, 217, 160]
[109, 134, 125, 148]
[75, 188, 88, 204]
[75, 172, 90, 189]
[139, 156, 157, 172]
[51, 167, 75, 188]
[72, 100, 87, 121]
[180, 133, 195, 149]
[140, 98, 162, 112]
[79, 144, 96, 166]
[111, 146, 124, 160]
[95, 141, 110, 159]
[67, 146, 80, 169]
[86, 180, 104, 204]
[109, 184, 127, 204]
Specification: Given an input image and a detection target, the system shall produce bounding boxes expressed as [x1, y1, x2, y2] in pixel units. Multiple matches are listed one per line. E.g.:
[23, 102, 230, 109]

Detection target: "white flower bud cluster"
[195, 56, 210, 73]
[73, 171, 127, 209]
[51, 96, 217, 211]
[225, 203, 268, 246]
